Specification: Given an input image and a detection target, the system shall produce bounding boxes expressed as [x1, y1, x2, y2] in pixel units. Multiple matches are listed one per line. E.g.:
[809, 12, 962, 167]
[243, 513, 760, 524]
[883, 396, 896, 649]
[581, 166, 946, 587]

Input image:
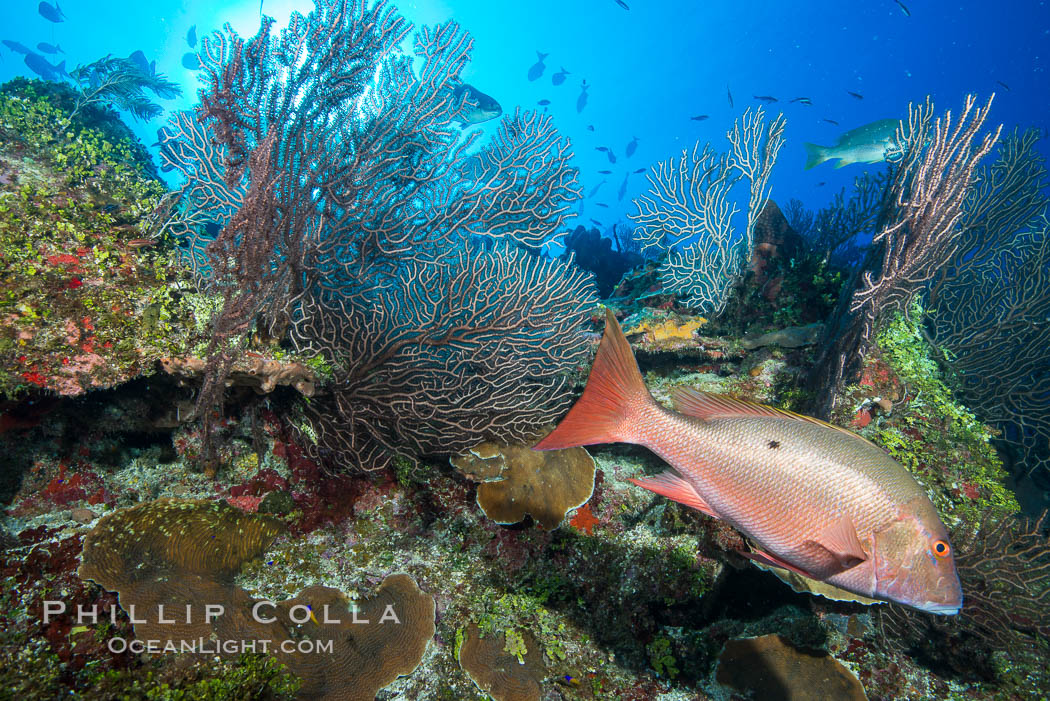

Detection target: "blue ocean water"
[3, 0, 1046, 229]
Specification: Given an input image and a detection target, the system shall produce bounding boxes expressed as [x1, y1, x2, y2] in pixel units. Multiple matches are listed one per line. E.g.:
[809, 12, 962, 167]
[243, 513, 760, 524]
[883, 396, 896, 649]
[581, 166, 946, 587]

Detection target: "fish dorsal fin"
[671, 388, 881, 449]
[807, 515, 868, 570]
[628, 471, 720, 520]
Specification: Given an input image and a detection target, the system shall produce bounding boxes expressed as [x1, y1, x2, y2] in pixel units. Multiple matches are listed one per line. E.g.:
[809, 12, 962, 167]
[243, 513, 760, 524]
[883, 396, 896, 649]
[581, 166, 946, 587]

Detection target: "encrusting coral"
[715, 634, 868, 701]
[0, 80, 206, 398]
[458, 623, 545, 701]
[160, 355, 316, 397]
[452, 440, 596, 530]
[78, 499, 436, 700]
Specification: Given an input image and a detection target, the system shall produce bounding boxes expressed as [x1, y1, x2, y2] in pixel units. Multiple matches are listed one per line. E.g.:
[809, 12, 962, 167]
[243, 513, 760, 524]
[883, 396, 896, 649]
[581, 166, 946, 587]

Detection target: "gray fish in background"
[551, 67, 569, 86]
[606, 149, 616, 164]
[633, 167, 646, 173]
[804, 118, 901, 170]
[3, 40, 33, 55]
[596, 203, 609, 208]
[181, 52, 202, 70]
[24, 52, 65, 80]
[38, 1, 64, 23]
[598, 169, 612, 174]
[617, 172, 629, 201]
[894, 0, 910, 17]
[589, 218, 602, 226]
[37, 42, 63, 55]
[789, 96, 811, 105]
[690, 114, 709, 121]
[625, 136, 638, 157]
[847, 91, 864, 100]
[528, 51, 548, 81]
[740, 323, 825, 350]
[576, 79, 589, 113]
[727, 85, 734, 108]
[129, 50, 151, 75]
[588, 179, 607, 198]
[754, 95, 778, 103]
[615, 0, 630, 9]
[186, 25, 197, 49]
[453, 83, 502, 125]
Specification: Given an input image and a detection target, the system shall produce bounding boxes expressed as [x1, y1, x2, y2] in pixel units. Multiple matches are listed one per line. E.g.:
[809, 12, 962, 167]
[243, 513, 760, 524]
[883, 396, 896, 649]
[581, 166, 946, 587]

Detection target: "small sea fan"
[68, 54, 181, 122]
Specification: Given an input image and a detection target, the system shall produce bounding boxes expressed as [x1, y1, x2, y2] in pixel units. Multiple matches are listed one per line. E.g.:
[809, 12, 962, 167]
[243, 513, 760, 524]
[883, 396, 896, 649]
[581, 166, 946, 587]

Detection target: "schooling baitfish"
[535, 310, 962, 615]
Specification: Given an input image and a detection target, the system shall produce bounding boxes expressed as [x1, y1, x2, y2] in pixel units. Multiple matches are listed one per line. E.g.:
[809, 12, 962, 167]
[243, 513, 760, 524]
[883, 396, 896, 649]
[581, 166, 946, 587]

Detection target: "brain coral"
[452, 440, 596, 530]
[458, 623, 545, 701]
[79, 499, 435, 700]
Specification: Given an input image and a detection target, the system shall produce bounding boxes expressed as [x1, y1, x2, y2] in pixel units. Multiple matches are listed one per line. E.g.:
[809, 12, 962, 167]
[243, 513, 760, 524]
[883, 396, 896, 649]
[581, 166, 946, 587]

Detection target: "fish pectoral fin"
[740, 548, 820, 580]
[805, 515, 869, 571]
[628, 471, 720, 519]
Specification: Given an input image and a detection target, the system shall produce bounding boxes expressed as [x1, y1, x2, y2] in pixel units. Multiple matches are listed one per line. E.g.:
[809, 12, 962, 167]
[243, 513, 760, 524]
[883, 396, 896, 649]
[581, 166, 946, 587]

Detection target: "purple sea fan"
[159, 0, 596, 470]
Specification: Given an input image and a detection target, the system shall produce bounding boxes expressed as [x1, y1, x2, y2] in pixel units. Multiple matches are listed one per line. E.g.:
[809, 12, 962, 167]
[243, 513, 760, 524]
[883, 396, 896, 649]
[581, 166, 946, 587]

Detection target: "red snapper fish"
[535, 310, 962, 615]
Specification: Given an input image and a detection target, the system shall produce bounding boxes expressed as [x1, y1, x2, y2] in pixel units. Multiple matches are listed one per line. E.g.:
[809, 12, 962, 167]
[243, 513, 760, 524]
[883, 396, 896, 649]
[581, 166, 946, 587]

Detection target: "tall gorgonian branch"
[808, 94, 1000, 417]
[629, 108, 785, 315]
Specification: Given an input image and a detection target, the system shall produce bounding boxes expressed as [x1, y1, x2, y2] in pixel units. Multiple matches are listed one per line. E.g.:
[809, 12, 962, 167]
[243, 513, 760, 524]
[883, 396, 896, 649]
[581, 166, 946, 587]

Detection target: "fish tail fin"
[534, 309, 654, 450]
[537, 51, 548, 60]
[803, 142, 827, 170]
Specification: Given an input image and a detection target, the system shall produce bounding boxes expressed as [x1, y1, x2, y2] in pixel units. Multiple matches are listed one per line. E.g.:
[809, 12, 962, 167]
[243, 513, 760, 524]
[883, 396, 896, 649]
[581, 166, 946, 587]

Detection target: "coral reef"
[0, 80, 206, 397]
[160, 0, 596, 470]
[79, 499, 436, 700]
[458, 623, 545, 701]
[452, 440, 596, 530]
[715, 633, 868, 700]
[838, 303, 1019, 526]
[561, 224, 642, 297]
[160, 355, 316, 398]
[0, 1, 1043, 695]
[925, 128, 1050, 483]
[629, 108, 785, 315]
[810, 95, 999, 416]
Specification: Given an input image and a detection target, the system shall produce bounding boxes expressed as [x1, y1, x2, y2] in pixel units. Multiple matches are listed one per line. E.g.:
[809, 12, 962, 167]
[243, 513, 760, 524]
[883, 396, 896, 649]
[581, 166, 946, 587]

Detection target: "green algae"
[648, 636, 679, 679]
[0, 80, 208, 396]
[844, 301, 1019, 525]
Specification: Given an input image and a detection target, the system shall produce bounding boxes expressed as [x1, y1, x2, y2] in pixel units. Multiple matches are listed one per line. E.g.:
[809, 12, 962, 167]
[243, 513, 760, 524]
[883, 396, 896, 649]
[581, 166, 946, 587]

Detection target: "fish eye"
[932, 540, 950, 558]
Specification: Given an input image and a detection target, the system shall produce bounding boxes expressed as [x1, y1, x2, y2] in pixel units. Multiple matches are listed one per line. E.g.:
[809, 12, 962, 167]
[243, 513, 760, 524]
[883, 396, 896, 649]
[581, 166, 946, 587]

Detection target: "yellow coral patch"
[627, 317, 707, 344]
